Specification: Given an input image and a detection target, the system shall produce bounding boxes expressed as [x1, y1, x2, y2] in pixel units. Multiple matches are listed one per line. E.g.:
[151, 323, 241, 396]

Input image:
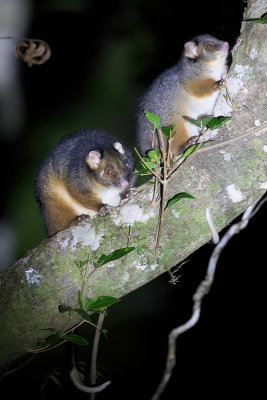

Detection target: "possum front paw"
[98, 205, 109, 217]
[218, 73, 227, 88]
[186, 135, 200, 147]
[120, 188, 135, 203]
[75, 214, 91, 225]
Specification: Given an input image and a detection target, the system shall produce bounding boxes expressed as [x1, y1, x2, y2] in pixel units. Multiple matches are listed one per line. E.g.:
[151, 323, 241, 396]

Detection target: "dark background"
[0, 1, 266, 399]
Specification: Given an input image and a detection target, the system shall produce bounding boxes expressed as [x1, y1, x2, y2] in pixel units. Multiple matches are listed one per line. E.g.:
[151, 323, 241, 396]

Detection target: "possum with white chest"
[35, 129, 135, 236]
[137, 34, 229, 155]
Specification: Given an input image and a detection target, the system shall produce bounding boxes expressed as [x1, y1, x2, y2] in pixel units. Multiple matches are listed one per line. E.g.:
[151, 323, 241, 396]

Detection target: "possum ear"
[113, 142, 125, 157]
[86, 151, 101, 170]
[184, 42, 199, 59]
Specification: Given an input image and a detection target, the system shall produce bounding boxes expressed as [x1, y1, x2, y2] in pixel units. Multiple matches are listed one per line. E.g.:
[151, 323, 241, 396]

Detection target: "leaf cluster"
[185, 115, 231, 130]
[39, 247, 135, 349]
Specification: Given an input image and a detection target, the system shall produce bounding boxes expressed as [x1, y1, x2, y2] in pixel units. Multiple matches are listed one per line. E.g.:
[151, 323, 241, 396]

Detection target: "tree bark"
[0, 0, 266, 367]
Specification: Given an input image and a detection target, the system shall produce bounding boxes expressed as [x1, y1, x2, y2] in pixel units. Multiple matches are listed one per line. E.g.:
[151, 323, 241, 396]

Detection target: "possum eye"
[106, 168, 114, 176]
[205, 42, 215, 50]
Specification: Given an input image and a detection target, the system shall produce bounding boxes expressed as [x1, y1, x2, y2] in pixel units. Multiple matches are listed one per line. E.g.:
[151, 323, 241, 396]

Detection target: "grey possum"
[136, 34, 229, 155]
[35, 129, 135, 236]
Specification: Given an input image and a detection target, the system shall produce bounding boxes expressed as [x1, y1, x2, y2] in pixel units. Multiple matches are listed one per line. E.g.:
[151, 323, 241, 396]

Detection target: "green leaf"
[201, 116, 215, 127]
[60, 334, 89, 346]
[186, 115, 230, 130]
[142, 156, 153, 163]
[182, 143, 201, 158]
[78, 290, 83, 310]
[45, 333, 63, 346]
[147, 149, 160, 162]
[165, 192, 195, 210]
[49, 375, 62, 387]
[186, 117, 201, 127]
[74, 260, 88, 268]
[186, 116, 214, 128]
[97, 254, 107, 265]
[143, 161, 157, 169]
[161, 125, 174, 138]
[94, 247, 135, 268]
[206, 116, 231, 130]
[74, 308, 91, 322]
[58, 305, 73, 313]
[134, 168, 152, 175]
[244, 13, 267, 24]
[84, 296, 120, 312]
[144, 110, 161, 130]
[101, 329, 108, 338]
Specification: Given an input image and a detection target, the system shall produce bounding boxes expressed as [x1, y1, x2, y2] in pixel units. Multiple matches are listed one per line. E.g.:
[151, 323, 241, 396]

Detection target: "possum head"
[184, 34, 229, 62]
[86, 142, 133, 191]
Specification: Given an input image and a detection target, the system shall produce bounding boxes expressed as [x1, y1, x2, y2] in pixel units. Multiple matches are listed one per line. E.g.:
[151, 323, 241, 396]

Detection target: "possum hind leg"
[170, 116, 192, 156]
[43, 178, 98, 236]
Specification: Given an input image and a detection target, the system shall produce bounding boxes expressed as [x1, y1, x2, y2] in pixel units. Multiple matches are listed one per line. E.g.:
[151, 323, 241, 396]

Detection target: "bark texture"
[0, 0, 266, 366]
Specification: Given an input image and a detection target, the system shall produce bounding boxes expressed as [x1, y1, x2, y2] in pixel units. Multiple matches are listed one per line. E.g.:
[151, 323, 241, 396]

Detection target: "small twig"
[154, 177, 167, 256]
[168, 261, 188, 285]
[28, 339, 68, 354]
[134, 147, 164, 184]
[0, 354, 36, 381]
[166, 130, 172, 169]
[90, 311, 106, 400]
[151, 196, 265, 400]
[166, 155, 185, 179]
[154, 129, 167, 255]
[151, 177, 160, 207]
[27, 318, 102, 354]
[152, 128, 155, 149]
[127, 225, 133, 247]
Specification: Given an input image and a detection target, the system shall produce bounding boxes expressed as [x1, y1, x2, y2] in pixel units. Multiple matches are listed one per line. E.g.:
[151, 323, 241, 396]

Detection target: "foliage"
[185, 115, 231, 129]
[37, 246, 135, 351]
[244, 13, 267, 24]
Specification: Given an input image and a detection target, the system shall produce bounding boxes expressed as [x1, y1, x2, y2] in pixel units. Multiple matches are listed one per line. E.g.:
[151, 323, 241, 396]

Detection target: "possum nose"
[121, 179, 129, 188]
[223, 42, 229, 50]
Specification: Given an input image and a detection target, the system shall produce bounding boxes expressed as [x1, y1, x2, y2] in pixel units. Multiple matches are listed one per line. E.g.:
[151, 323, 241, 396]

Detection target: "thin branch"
[0, 354, 36, 381]
[154, 177, 166, 255]
[90, 311, 106, 400]
[154, 129, 167, 255]
[151, 176, 160, 207]
[151, 196, 265, 400]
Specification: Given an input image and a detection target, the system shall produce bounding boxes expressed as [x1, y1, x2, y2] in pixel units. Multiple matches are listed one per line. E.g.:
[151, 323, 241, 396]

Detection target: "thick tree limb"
[0, 0, 266, 367]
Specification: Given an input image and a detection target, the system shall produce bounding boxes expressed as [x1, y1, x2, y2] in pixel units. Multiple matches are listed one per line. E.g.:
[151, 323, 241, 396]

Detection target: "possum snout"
[121, 179, 129, 188]
[222, 41, 229, 50]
